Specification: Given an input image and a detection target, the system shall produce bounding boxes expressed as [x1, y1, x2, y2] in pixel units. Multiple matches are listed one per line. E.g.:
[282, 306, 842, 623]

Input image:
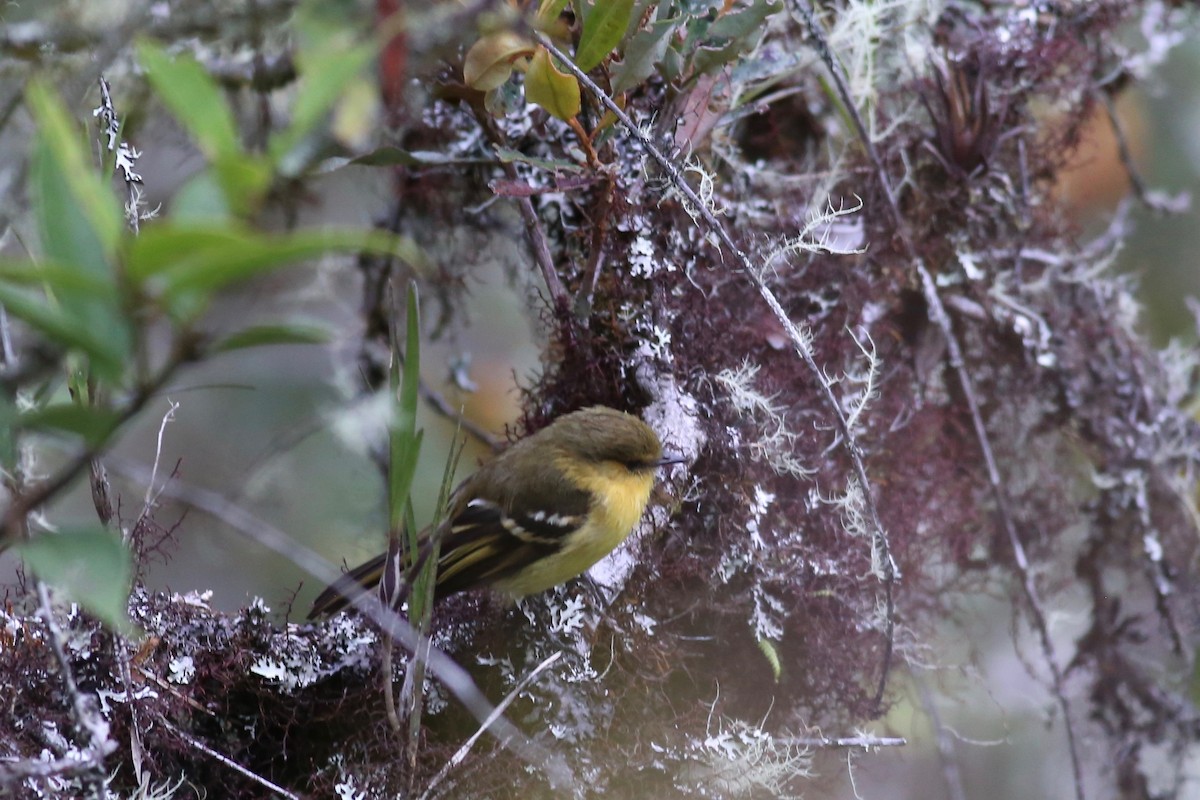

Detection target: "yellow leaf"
[463, 31, 533, 91]
[526, 46, 580, 121]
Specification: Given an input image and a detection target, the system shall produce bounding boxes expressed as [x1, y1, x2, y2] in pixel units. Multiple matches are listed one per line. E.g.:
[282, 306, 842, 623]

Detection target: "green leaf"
[706, 1, 782, 41]
[536, 0, 571, 27]
[210, 155, 272, 216]
[399, 284, 421, 441]
[341, 147, 495, 168]
[660, 42, 684, 82]
[25, 81, 123, 274]
[0, 393, 19, 472]
[611, 17, 680, 94]
[171, 171, 233, 222]
[125, 226, 243, 280]
[269, 41, 377, 169]
[212, 322, 332, 352]
[137, 41, 271, 212]
[127, 224, 425, 320]
[574, 0, 635, 72]
[525, 47, 581, 121]
[23, 83, 131, 380]
[389, 283, 422, 533]
[494, 147, 584, 173]
[18, 528, 136, 635]
[0, 259, 119, 295]
[20, 404, 121, 447]
[137, 41, 240, 161]
[691, 1, 781, 77]
[0, 284, 125, 379]
[690, 41, 741, 78]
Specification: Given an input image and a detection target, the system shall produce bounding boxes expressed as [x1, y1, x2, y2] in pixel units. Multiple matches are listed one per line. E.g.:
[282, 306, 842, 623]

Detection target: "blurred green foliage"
[4, 37, 420, 631]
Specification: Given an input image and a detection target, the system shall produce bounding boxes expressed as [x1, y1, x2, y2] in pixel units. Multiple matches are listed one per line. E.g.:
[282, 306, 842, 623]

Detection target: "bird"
[308, 406, 684, 618]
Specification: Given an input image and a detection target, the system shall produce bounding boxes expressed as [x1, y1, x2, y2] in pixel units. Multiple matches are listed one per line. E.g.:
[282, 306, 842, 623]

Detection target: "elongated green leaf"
[399, 284, 421, 441]
[23, 83, 131, 379]
[25, 81, 123, 273]
[125, 226, 246, 280]
[0, 394, 15, 472]
[0, 284, 124, 379]
[757, 636, 782, 683]
[494, 147, 584, 173]
[127, 224, 425, 320]
[537, 0, 571, 27]
[212, 322, 332, 352]
[269, 41, 377, 168]
[137, 41, 240, 161]
[575, 0, 635, 72]
[18, 528, 136, 635]
[0, 259, 118, 295]
[137, 41, 271, 211]
[706, 1, 782, 41]
[129, 226, 423, 284]
[390, 283, 422, 534]
[611, 17, 680, 94]
[691, 1, 782, 77]
[20, 404, 121, 447]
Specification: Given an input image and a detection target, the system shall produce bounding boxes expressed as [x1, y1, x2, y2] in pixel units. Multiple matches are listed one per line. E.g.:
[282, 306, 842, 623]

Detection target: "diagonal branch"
[106, 455, 574, 790]
[419, 650, 563, 800]
[532, 30, 899, 713]
[789, 2, 1085, 798]
[159, 717, 300, 800]
[1, 355, 187, 545]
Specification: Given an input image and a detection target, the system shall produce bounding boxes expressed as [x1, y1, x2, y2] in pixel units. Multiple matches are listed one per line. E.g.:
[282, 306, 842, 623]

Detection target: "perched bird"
[308, 406, 683, 618]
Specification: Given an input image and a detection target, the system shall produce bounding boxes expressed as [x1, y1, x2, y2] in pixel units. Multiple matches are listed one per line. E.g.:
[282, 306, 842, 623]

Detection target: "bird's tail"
[307, 542, 433, 619]
[307, 552, 388, 619]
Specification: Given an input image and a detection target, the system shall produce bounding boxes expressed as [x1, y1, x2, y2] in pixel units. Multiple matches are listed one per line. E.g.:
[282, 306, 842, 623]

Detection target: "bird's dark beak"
[657, 451, 688, 467]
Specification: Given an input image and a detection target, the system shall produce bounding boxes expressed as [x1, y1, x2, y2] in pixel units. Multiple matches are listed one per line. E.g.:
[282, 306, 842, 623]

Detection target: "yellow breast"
[492, 458, 655, 597]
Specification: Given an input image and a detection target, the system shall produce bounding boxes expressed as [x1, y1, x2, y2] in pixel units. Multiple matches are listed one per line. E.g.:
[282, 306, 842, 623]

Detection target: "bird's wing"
[306, 462, 593, 616]
[432, 478, 591, 596]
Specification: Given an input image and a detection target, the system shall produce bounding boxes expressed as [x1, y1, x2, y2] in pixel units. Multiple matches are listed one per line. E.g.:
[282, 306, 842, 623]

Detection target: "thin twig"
[159, 717, 300, 800]
[0, 750, 112, 785]
[382, 635, 404, 735]
[507, 162, 569, 308]
[777, 735, 906, 749]
[533, 30, 898, 710]
[788, 2, 1085, 797]
[1095, 87, 1189, 215]
[476, 113, 568, 308]
[116, 640, 147, 789]
[141, 400, 180, 521]
[122, 400, 182, 788]
[916, 674, 968, 800]
[1, 357, 186, 544]
[89, 458, 115, 527]
[104, 455, 574, 789]
[419, 651, 563, 800]
[418, 377, 503, 452]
